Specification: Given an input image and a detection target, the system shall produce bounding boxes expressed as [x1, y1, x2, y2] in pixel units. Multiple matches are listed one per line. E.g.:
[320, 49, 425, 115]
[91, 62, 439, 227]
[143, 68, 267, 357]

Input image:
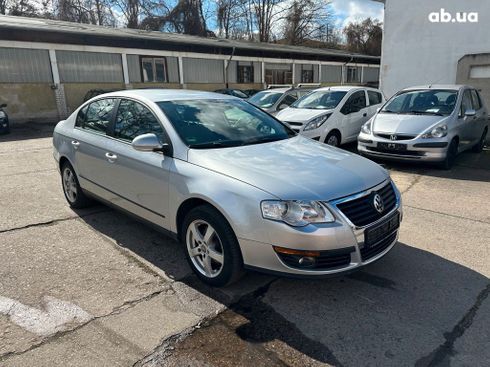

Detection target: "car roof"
[403, 84, 467, 91]
[99, 89, 236, 102]
[315, 86, 378, 92]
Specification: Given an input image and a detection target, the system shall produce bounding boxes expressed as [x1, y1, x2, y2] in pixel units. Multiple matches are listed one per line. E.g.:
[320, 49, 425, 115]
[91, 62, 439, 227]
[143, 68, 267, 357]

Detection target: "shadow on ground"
[78, 210, 489, 366]
[0, 122, 56, 142]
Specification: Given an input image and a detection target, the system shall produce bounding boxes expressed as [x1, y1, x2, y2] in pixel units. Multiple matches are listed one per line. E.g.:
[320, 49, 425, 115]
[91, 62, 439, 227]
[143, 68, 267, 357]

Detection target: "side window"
[75, 105, 88, 128]
[460, 90, 474, 117]
[368, 91, 383, 105]
[114, 100, 165, 142]
[82, 98, 116, 134]
[282, 94, 297, 106]
[470, 90, 482, 110]
[341, 91, 367, 114]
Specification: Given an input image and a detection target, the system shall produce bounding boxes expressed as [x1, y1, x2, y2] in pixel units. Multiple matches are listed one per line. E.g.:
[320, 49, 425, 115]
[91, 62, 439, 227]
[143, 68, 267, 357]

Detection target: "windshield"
[382, 89, 458, 116]
[291, 90, 347, 109]
[248, 91, 283, 108]
[158, 99, 295, 149]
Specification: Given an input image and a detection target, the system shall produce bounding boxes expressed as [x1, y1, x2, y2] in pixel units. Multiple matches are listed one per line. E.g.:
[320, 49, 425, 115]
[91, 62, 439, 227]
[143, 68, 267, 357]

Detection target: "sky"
[331, 0, 384, 28]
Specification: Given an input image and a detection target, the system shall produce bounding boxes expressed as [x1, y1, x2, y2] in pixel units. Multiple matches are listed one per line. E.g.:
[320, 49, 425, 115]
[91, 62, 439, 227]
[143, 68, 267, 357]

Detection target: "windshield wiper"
[242, 136, 286, 146]
[188, 140, 244, 149]
[408, 110, 444, 116]
[380, 109, 398, 114]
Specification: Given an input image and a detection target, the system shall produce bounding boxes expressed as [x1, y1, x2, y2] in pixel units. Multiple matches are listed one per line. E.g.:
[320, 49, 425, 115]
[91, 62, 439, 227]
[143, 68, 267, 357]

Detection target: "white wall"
[380, 0, 490, 98]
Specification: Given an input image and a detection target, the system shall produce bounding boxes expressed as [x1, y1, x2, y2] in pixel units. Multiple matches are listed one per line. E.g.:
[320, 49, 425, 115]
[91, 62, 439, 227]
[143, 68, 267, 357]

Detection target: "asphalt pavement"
[0, 124, 488, 367]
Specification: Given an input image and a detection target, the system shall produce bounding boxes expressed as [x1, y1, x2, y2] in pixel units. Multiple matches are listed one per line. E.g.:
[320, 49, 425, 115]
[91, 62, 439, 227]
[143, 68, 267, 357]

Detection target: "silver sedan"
[53, 90, 402, 286]
[358, 85, 489, 169]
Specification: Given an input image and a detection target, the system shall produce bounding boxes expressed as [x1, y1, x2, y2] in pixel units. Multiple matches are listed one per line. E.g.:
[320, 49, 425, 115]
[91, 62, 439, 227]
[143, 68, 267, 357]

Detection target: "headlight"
[261, 200, 335, 226]
[422, 125, 447, 139]
[303, 114, 331, 131]
[0, 111, 5, 119]
[361, 119, 373, 134]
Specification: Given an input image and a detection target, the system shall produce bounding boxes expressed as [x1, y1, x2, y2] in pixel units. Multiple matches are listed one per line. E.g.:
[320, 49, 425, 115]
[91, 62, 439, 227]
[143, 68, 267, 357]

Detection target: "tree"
[343, 18, 382, 56]
[282, 0, 333, 46]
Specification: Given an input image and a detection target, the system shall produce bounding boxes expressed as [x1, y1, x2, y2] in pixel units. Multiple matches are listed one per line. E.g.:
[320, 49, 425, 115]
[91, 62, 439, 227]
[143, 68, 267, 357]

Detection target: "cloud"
[331, 0, 384, 28]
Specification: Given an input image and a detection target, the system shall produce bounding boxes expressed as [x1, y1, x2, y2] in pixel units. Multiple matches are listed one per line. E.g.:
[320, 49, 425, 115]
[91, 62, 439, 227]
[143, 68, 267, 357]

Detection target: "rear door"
[71, 97, 118, 199]
[104, 98, 172, 227]
[339, 90, 368, 141]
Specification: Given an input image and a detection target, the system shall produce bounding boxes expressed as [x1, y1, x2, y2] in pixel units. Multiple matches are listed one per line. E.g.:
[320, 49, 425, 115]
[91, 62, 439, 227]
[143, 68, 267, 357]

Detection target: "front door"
[340, 90, 369, 141]
[104, 98, 172, 228]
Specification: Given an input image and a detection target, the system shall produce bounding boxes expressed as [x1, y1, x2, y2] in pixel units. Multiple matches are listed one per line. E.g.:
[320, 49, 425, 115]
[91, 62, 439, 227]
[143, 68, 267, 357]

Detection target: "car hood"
[187, 136, 389, 201]
[276, 107, 333, 122]
[373, 113, 450, 135]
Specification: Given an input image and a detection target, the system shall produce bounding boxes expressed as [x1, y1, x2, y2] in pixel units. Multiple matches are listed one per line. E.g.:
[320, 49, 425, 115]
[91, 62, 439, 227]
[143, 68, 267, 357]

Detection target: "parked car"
[248, 86, 317, 115]
[214, 88, 249, 99]
[0, 103, 9, 134]
[276, 86, 385, 146]
[243, 89, 262, 97]
[53, 89, 402, 286]
[357, 85, 489, 169]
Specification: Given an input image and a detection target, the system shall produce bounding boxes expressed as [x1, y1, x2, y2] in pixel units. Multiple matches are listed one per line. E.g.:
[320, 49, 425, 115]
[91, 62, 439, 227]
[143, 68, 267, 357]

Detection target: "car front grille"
[277, 247, 354, 270]
[360, 231, 397, 261]
[366, 147, 425, 156]
[375, 133, 417, 140]
[335, 182, 397, 227]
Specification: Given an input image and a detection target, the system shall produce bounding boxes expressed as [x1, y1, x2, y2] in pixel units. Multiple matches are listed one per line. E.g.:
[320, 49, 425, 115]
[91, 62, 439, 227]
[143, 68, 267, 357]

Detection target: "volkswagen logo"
[390, 134, 397, 141]
[373, 194, 384, 213]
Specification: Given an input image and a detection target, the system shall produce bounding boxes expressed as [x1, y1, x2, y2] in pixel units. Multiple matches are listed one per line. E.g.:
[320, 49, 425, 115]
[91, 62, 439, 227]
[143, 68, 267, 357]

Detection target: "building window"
[237, 64, 254, 83]
[301, 70, 313, 83]
[346, 67, 359, 83]
[265, 68, 293, 85]
[141, 57, 168, 83]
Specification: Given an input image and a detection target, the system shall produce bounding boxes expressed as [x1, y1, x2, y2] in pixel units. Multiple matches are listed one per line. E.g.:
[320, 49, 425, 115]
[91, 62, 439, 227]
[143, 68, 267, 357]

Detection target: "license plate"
[378, 142, 407, 151]
[364, 213, 400, 247]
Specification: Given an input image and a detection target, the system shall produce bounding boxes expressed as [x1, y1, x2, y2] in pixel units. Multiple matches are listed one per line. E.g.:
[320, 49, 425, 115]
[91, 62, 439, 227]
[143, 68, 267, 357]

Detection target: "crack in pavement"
[0, 287, 171, 362]
[400, 171, 425, 195]
[404, 205, 490, 225]
[0, 208, 112, 234]
[415, 283, 490, 367]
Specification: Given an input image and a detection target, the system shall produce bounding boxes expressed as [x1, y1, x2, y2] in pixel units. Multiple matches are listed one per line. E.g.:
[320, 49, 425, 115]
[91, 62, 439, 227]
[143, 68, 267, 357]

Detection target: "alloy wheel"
[62, 167, 78, 203]
[327, 135, 339, 146]
[186, 220, 225, 278]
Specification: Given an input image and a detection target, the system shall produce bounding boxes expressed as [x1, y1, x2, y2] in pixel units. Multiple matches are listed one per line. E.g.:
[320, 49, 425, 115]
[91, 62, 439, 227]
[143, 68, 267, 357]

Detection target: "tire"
[472, 128, 488, 153]
[61, 161, 94, 209]
[325, 130, 341, 147]
[182, 205, 244, 287]
[440, 139, 458, 170]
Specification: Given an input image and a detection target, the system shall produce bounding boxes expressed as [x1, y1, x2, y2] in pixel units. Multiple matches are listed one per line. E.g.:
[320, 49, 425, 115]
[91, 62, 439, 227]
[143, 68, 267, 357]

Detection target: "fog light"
[298, 256, 316, 268]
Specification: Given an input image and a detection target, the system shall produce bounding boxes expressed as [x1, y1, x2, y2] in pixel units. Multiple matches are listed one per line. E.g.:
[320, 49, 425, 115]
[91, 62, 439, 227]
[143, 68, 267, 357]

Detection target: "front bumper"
[357, 132, 449, 162]
[239, 180, 403, 277]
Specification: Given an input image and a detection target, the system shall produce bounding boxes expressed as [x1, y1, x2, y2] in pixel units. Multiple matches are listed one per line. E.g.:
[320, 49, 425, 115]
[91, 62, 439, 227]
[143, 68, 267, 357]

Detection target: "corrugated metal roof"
[0, 15, 380, 63]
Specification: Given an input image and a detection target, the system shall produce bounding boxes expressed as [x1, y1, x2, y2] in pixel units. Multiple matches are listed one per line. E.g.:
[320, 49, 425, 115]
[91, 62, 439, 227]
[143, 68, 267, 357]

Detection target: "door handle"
[71, 140, 80, 149]
[363, 113, 367, 117]
[105, 152, 118, 162]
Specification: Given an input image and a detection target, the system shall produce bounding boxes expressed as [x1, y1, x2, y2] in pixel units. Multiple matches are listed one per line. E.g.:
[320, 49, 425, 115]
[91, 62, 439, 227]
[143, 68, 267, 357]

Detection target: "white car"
[276, 86, 385, 146]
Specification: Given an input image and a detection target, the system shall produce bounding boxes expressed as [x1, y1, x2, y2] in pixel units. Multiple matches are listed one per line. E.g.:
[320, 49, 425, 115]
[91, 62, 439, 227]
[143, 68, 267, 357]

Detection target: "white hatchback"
[276, 86, 385, 146]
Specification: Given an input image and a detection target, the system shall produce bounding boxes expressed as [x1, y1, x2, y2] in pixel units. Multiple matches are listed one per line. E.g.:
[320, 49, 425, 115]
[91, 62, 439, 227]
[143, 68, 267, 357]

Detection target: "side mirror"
[277, 104, 288, 111]
[465, 109, 476, 117]
[0, 103, 7, 108]
[132, 133, 171, 155]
